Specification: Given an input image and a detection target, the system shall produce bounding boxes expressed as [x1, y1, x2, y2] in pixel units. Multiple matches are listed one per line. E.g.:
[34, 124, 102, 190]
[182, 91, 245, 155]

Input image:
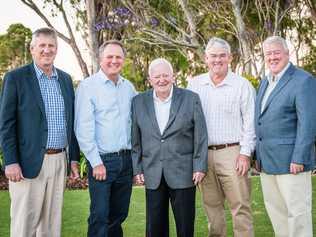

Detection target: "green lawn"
[0, 177, 315, 237]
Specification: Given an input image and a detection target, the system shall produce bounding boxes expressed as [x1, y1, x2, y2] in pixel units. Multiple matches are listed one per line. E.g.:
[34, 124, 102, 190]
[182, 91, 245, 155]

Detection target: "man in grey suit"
[131, 58, 208, 237]
[255, 36, 316, 237]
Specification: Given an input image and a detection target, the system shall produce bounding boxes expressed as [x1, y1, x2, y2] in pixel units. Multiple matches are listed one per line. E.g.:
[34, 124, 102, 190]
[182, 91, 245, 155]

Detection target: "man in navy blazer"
[255, 36, 316, 237]
[0, 27, 79, 237]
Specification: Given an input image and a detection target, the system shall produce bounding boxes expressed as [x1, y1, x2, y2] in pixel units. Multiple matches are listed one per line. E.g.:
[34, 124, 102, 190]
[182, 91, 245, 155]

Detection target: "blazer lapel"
[57, 71, 70, 127]
[144, 90, 161, 134]
[163, 87, 183, 134]
[28, 64, 46, 117]
[256, 79, 268, 117]
[261, 64, 294, 115]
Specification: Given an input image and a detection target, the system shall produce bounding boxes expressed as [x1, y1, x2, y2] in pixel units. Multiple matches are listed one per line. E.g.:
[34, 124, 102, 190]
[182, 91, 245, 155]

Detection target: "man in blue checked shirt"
[75, 40, 137, 237]
[0, 27, 80, 237]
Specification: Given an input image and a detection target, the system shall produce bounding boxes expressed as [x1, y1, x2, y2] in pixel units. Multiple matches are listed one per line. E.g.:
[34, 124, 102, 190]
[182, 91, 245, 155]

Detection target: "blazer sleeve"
[291, 76, 316, 165]
[131, 97, 143, 175]
[192, 94, 208, 173]
[0, 73, 19, 166]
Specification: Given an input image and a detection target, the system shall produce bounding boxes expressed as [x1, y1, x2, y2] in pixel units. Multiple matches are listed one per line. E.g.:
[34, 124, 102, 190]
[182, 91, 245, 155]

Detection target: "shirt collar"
[203, 70, 234, 87]
[153, 85, 173, 103]
[98, 69, 124, 85]
[33, 62, 58, 80]
[267, 62, 291, 84]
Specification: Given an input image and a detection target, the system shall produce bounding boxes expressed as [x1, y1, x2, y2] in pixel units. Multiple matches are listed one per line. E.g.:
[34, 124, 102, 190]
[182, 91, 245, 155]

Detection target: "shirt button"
[161, 139, 165, 143]
[259, 138, 262, 141]
[258, 122, 261, 125]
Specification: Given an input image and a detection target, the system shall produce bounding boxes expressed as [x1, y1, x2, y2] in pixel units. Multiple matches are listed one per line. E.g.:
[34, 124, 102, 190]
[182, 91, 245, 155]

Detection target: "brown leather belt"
[208, 142, 239, 151]
[46, 148, 66, 154]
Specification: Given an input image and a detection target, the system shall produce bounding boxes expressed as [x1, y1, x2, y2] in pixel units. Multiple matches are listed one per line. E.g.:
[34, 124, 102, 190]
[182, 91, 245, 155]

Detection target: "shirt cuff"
[88, 156, 103, 168]
[240, 146, 252, 157]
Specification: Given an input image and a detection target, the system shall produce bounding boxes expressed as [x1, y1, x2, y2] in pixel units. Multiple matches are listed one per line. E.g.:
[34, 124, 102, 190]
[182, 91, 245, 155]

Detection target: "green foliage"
[302, 45, 316, 75]
[0, 24, 32, 78]
[0, 150, 3, 172]
[243, 74, 260, 90]
[79, 153, 87, 178]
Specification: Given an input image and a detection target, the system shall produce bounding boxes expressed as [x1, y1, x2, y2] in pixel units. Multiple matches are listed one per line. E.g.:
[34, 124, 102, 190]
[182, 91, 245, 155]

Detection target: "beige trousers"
[199, 146, 254, 237]
[9, 152, 67, 237]
[260, 171, 313, 237]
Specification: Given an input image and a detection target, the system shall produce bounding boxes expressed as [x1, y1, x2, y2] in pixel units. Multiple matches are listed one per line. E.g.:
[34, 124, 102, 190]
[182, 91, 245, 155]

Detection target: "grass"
[0, 177, 316, 237]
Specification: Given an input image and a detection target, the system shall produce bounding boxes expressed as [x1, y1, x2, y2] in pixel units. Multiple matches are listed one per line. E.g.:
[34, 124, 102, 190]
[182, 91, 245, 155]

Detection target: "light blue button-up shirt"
[75, 70, 137, 168]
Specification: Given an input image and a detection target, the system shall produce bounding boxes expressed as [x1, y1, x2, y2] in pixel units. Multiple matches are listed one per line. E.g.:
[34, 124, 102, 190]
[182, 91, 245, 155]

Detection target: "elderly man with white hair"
[132, 58, 208, 237]
[255, 36, 316, 237]
[188, 37, 256, 237]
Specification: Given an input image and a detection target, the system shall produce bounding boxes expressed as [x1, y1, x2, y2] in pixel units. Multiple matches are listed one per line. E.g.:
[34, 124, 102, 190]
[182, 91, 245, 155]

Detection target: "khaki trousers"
[9, 152, 67, 237]
[260, 171, 313, 237]
[199, 146, 254, 237]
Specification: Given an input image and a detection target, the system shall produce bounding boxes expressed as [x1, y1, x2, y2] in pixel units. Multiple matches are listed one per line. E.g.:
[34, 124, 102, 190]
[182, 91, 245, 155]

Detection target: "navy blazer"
[255, 63, 316, 174]
[0, 63, 80, 178]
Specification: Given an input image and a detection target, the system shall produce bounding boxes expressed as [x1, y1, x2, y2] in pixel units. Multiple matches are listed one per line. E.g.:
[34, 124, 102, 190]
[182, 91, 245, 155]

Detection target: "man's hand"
[235, 154, 250, 176]
[5, 163, 24, 182]
[290, 163, 304, 174]
[134, 173, 145, 185]
[70, 162, 80, 180]
[93, 164, 106, 181]
[193, 172, 205, 185]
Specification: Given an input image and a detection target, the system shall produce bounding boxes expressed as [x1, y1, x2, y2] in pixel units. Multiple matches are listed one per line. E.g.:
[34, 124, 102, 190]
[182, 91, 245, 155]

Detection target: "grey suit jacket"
[255, 63, 316, 174]
[131, 87, 208, 190]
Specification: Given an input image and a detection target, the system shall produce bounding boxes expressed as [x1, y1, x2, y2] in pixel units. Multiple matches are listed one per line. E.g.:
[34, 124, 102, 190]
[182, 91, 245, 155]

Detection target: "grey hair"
[205, 37, 231, 54]
[263, 36, 289, 52]
[30, 27, 57, 47]
[98, 40, 126, 59]
[148, 58, 173, 77]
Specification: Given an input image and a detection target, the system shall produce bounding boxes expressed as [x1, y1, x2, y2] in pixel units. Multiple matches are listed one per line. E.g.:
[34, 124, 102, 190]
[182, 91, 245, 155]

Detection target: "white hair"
[205, 37, 231, 54]
[148, 58, 173, 77]
[263, 36, 289, 52]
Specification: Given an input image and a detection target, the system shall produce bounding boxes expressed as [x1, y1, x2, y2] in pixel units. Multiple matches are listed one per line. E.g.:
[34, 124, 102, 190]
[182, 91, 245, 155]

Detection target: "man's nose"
[112, 57, 118, 63]
[42, 47, 50, 53]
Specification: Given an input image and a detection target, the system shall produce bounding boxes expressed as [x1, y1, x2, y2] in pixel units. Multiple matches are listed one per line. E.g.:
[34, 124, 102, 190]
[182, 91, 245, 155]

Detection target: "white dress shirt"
[153, 86, 173, 135]
[261, 63, 291, 113]
[187, 71, 256, 156]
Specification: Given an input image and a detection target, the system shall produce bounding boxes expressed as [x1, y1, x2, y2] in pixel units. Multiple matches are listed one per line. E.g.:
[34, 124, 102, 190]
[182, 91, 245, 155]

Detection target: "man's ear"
[204, 54, 208, 64]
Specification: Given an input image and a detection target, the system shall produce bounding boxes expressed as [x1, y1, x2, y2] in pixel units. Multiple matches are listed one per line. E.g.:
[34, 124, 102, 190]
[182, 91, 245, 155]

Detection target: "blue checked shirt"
[34, 63, 67, 149]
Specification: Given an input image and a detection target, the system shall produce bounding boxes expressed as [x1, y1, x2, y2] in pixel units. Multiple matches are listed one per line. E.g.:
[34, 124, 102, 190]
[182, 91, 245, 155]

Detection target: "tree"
[0, 24, 32, 78]
[19, 0, 316, 88]
[20, 0, 89, 78]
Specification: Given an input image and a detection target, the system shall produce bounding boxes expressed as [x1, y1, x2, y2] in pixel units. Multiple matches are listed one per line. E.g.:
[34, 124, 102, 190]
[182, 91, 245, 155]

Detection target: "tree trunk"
[230, 0, 253, 75]
[86, 0, 99, 74]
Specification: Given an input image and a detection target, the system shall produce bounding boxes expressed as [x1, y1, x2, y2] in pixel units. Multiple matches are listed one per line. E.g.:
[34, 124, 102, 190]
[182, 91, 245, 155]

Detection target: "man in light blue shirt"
[75, 40, 136, 237]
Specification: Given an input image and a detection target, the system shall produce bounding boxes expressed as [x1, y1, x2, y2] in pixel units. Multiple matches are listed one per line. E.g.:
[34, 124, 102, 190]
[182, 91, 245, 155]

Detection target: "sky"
[0, 0, 85, 80]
